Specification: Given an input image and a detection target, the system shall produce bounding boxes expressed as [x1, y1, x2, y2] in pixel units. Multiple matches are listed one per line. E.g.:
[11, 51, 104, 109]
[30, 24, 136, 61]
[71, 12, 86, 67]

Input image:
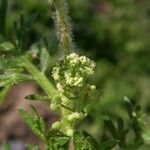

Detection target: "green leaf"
[40, 46, 51, 73]
[0, 41, 15, 53]
[73, 131, 97, 150]
[0, 57, 22, 70]
[103, 116, 118, 139]
[117, 117, 128, 147]
[26, 144, 40, 150]
[30, 105, 46, 137]
[14, 13, 38, 51]
[0, 85, 11, 104]
[100, 139, 119, 150]
[0, 73, 31, 88]
[25, 94, 49, 102]
[124, 96, 133, 118]
[117, 117, 124, 130]
[19, 107, 46, 141]
[19, 108, 34, 127]
[82, 131, 98, 148]
[55, 137, 69, 147]
[0, 73, 20, 87]
[0, 0, 7, 36]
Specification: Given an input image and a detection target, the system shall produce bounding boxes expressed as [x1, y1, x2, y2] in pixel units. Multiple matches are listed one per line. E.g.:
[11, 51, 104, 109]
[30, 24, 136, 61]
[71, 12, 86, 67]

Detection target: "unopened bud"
[51, 121, 61, 130]
[50, 102, 59, 112]
[66, 129, 74, 137]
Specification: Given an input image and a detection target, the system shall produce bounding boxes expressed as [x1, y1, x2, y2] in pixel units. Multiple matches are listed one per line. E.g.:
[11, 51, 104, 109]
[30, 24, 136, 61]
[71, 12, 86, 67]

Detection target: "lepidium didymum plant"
[0, 0, 147, 149]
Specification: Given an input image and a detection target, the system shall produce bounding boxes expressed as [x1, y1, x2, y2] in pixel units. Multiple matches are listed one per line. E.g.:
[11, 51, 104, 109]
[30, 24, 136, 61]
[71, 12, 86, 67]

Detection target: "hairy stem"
[49, 0, 75, 55]
[21, 56, 74, 134]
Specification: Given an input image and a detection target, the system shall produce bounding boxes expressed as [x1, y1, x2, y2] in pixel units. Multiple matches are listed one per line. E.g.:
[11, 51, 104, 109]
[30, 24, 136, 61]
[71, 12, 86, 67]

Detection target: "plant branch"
[21, 55, 58, 99]
[49, 0, 75, 55]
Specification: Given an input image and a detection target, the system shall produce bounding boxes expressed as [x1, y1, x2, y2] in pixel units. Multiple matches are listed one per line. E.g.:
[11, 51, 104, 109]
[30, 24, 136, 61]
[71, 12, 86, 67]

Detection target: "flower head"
[52, 53, 96, 91]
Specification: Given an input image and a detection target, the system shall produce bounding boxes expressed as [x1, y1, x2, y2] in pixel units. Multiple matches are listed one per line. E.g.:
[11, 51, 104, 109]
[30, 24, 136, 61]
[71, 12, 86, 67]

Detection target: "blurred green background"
[1, 0, 150, 149]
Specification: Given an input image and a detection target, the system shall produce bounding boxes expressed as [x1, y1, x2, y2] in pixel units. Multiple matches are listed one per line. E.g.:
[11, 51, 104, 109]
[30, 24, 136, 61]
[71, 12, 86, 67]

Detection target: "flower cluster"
[51, 53, 97, 136]
[52, 53, 96, 92]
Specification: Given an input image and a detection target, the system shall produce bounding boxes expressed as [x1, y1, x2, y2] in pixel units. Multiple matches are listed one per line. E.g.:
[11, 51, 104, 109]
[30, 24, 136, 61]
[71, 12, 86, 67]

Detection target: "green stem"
[21, 55, 58, 99]
[21, 56, 74, 134]
[49, 0, 75, 55]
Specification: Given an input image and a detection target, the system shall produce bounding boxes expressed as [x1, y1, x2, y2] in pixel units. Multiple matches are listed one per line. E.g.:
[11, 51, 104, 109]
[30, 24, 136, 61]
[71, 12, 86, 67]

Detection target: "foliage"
[0, 0, 150, 149]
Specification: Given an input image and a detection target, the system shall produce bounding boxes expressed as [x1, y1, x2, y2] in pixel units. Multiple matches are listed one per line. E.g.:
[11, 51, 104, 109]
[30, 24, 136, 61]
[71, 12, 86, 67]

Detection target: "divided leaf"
[100, 139, 119, 150]
[53, 137, 70, 149]
[103, 116, 118, 139]
[117, 117, 128, 147]
[0, 41, 15, 53]
[124, 96, 133, 118]
[14, 13, 38, 51]
[19, 106, 46, 142]
[0, 73, 31, 88]
[73, 131, 98, 150]
[25, 94, 49, 102]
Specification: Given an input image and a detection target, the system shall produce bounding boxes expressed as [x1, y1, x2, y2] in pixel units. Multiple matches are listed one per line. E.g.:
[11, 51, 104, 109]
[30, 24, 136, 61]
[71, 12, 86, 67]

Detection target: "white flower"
[52, 67, 60, 80]
[51, 121, 61, 130]
[67, 53, 78, 60]
[66, 128, 74, 137]
[56, 83, 64, 92]
[90, 85, 96, 90]
[74, 77, 83, 86]
[67, 112, 82, 121]
[52, 53, 96, 89]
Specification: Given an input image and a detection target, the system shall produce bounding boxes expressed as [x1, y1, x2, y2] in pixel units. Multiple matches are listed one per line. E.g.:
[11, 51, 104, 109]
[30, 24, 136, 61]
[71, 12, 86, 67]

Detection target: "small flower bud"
[52, 67, 60, 80]
[61, 96, 71, 105]
[74, 77, 83, 86]
[50, 102, 59, 112]
[67, 112, 83, 122]
[85, 67, 94, 75]
[56, 83, 64, 92]
[51, 121, 61, 131]
[84, 105, 92, 114]
[66, 129, 74, 137]
[90, 85, 96, 90]
[52, 95, 61, 103]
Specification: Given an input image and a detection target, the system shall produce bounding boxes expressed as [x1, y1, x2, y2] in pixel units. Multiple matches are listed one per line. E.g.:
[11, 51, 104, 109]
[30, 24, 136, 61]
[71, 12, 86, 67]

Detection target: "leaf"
[73, 131, 97, 150]
[117, 117, 124, 130]
[82, 131, 98, 148]
[0, 73, 20, 87]
[26, 144, 40, 150]
[0, 85, 11, 104]
[25, 94, 49, 102]
[0, 57, 23, 70]
[0, 41, 15, 53]
[117, 117, 128, 147]
[0, 0, 7, 36]
[103, 116, 118, 139]
[19, 108, 35, 133]
[100, 139, 119, 150]
[19, 107, 46, 141]
[40, 46, 51, 73]
[55, 137, 69, 146]
[0, 73, 31, 88]
[14, 13, 38, 51]
[30, 105, 46, 137]
[124, 96, 133, 118]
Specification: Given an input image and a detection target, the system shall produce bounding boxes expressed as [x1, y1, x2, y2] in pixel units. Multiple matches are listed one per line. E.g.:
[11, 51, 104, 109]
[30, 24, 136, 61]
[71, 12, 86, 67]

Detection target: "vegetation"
[0, 0, 150, 149]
